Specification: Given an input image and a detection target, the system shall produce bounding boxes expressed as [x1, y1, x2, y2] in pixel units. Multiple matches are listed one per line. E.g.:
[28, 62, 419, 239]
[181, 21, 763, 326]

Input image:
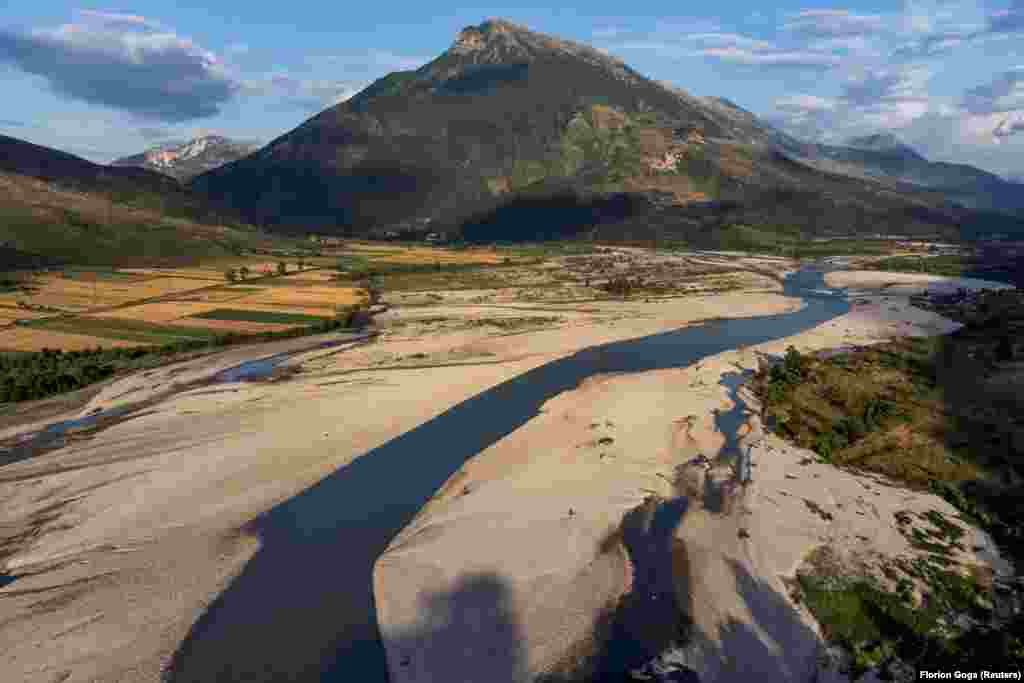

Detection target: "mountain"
[0, 135, 276, 266]
[842, 133, 925, 160]
[1, 133, 183, 197]
[190, 19, 1024, 243]
[794, 134, 1024, 213]
[112, 135, 259, 182]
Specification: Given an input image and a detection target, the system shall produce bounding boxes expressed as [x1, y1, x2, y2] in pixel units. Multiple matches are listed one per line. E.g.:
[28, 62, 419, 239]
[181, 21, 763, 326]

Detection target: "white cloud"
[612, 29, 838, 68]
[775, 94, 838, 112]
[75, 9, 162, 31]
[782, 9, 884, 38]
[0, 15, 238, 122]
[701, 46, 841, 67]
[592, 26, 625, 39]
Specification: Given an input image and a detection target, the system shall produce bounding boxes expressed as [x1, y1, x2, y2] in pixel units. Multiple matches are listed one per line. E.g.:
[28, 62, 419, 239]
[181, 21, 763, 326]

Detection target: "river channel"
[163, 266, 850, 682]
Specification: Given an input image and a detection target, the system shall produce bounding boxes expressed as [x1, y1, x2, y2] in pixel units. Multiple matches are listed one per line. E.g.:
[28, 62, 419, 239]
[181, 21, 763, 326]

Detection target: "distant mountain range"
[0, 135, 270, 266]
[112, 135, 258, 182]
[842, 133, 925, 159]
[794, 135, 1024, 213]
[187, 19, 1023, 242]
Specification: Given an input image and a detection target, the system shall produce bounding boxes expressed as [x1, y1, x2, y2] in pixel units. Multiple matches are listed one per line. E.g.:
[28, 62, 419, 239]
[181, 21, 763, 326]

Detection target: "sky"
[1, 2, 1023, 178]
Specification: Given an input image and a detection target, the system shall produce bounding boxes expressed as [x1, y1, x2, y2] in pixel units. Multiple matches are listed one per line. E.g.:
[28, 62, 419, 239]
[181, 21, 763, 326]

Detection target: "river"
[163, 266, 850, 682]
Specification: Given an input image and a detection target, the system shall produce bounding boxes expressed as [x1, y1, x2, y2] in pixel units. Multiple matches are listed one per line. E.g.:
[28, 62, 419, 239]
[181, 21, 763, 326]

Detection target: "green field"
[189, 308, 332, 324]
[862, 254, 967, 276]
[59, 267, 138, 281]
[27, 316, 220, 343]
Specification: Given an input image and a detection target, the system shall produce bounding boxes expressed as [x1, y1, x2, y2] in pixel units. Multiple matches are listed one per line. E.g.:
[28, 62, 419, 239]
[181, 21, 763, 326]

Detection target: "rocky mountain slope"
[112, 135, 258, 182]
[0, 135, 271, 266]
[190, 19, 1023, 243]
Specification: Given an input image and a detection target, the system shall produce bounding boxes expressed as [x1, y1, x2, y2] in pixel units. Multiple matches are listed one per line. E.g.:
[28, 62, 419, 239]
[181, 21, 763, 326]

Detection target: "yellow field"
[339, 244, 504, 265]
[119, 261, 307, 280]
[279, 271, 342, 284]
[0, 275, 214, 312]
[119, 268, 225, 281]
[81, 282, 363, 337]
[90, 301, 226, 323]
[0, 328, 140, 352]
[378, 251, 503, 265]
[163, 288, 256, 304]
[229, 286, 365, 313]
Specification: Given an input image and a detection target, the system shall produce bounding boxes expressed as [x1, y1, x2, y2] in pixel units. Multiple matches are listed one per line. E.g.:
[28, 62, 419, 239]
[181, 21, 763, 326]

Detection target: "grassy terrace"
[753, 289, 1024, 675]
[26, 316, 221, 344]
[189, 309, 331, 324]
[861, 254, 969, 277]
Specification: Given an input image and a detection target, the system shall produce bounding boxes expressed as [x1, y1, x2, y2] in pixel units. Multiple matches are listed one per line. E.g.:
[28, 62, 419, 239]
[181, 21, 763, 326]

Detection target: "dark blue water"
[161, 267, 849, 683]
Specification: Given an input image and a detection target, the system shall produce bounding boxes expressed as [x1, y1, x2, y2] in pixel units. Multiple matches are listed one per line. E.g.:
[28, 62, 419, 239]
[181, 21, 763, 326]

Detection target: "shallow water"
[0, 333, 376, 462]
[164, 266, 850, 683]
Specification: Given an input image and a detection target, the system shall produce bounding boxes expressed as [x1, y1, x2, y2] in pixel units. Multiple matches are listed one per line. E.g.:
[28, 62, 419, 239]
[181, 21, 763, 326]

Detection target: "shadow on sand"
[163, 269, 847, 682]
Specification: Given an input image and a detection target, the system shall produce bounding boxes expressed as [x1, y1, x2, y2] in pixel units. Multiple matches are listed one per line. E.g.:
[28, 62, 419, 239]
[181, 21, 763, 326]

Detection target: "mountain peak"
[112, 135, 258, 182]
[439, 18, 636, 81]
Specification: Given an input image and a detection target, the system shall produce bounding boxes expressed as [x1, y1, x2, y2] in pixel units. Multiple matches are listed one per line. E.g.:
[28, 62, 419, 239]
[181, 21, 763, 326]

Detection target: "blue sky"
[1, 1, 1023, 177]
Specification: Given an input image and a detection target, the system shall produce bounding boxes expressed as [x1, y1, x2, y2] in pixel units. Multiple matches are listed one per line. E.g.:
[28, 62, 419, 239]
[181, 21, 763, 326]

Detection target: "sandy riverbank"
[0, 257, 1011, 682]
[0, 253, 800, 682]
[373, 270, 1014, 683]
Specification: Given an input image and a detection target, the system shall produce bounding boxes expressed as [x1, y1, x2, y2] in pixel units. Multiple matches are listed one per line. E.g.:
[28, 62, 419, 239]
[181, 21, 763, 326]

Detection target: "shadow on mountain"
[460, 191, 652, 243]
[193, 160, 448, 234]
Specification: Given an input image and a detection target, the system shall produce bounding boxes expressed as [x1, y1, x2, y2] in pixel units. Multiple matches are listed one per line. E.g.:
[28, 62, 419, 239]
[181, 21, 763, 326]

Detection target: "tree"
[365, 276, 382, 306]
[277, 261, 287, 276]
[239, 265, 251, 280]
[224, 268, 237, 283]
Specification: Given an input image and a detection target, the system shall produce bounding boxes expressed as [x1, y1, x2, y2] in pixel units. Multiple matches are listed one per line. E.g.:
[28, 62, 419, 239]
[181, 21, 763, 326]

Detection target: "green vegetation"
[509, 105, 644, 193]
[26, 317, 221, 344]
[756, 341, 979, 483]
[59, 267, 136, 281]
[793, 547, 1015, 679]
[0, 309, 372, 404]
[332, 258, 528, 292]
[189, 308, 331, 325]
[684, 225, 897, 258]
[863, 254, 968, 277]
[0, 275, 33, 293]
[757, 293, 1024, 676]
[0, 347, 136, 403]
[0, 203, 270, 267]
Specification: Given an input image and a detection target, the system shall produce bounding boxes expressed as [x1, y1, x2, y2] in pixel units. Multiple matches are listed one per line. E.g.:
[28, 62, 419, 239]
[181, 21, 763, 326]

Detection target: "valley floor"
[0, 251, 1013, 682]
